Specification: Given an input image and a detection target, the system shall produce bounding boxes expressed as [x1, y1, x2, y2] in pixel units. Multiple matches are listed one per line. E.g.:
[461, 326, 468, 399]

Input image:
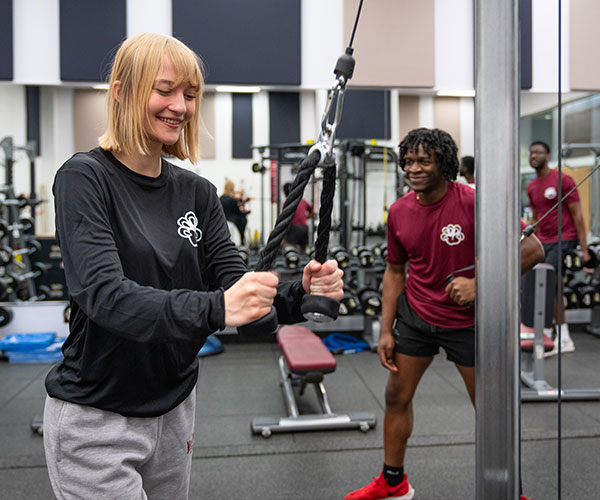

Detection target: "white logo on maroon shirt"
[544, 186, 557, 200]
[440, 224, 465, 246]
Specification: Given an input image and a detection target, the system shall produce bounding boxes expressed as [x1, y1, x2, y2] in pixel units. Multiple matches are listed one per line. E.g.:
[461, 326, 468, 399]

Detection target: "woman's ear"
[112, 80, 121, 102]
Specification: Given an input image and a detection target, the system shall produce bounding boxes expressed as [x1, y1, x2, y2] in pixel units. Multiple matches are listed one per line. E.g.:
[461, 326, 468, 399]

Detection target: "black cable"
[347, 0, 364, 50]
[557, 1, 563, 497]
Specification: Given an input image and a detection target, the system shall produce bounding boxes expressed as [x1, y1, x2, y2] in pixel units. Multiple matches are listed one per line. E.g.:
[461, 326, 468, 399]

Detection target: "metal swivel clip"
[309, 48, 356, 168]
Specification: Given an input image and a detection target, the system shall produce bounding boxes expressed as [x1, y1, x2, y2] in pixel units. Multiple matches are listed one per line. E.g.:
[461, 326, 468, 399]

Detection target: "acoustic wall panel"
[520, 0, 532, 90]
[433, 97, 461, 155]
[232, 94, 253, 159]
[199, 92, 216, 160]
[344, 0, 434, 88]
[60, 0, 126, 82]
[173, 0, 300, 85]
[0, 0, 13, 80]
[26, 86, 41, 156]
[269, 92, 300, 146]
[570, 0, 600, 90]
[73, 89, 108, 153]
[336, 89, 390, 140]
[398, 96, 420, 143]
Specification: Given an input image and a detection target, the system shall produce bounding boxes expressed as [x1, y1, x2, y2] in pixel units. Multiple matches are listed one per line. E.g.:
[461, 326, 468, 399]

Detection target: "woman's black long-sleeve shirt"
[45, 148, 305, 417]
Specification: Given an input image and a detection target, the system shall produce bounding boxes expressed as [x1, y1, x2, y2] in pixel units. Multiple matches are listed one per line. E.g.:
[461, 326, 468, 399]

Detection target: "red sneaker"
[520, 496, 534, 500]
[345, 472, 415, 500]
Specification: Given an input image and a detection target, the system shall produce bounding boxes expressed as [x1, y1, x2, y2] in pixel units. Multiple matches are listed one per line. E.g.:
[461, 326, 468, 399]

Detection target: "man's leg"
[544, 241, 576, 354]
[455, 364, 476, 406]
[383, 353, 433, 467]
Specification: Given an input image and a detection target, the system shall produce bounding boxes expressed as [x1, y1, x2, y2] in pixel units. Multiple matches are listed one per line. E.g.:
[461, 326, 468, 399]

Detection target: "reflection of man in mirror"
[526, 140, 588, 356]
[282, 182, 314, 253]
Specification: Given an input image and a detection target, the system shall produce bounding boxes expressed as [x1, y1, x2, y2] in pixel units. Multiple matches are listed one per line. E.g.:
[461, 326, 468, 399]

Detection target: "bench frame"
[251, 326, 376, 437]
[521, 264, 600, 401]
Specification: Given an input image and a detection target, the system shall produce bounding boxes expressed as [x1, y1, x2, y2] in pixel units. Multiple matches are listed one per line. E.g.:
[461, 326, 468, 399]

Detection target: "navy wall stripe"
[269, 92, 300, 145]
[173, 0, 300, 85]
[60, 0, 126, 82]
[520, 0, 532, 90]
[336, 90, 391, 140]
[26, 86, 41, 156]
[0, 0, 13, 80]
[232, 94, 253, 159]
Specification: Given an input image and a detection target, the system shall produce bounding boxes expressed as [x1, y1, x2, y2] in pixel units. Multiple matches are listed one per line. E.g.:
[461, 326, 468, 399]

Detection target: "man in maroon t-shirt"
[283, 182, 314, 252]
[345, 128, 544, 500]
[527, 140, 589, 356]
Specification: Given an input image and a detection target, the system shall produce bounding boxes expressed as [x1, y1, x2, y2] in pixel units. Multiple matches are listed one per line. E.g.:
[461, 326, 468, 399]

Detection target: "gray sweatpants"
[43, 389, 196, 500]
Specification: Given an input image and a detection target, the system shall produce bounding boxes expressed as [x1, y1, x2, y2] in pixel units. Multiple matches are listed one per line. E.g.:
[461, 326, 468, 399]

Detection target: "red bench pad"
[277, 325, 337, 374]
[520, 324, 554, 352]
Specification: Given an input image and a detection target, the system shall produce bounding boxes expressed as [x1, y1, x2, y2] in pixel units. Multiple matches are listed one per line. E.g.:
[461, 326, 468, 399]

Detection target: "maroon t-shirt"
[526, 169, 579, 243]
[291, 199, 313, 226]
[387, 182, 475, 328]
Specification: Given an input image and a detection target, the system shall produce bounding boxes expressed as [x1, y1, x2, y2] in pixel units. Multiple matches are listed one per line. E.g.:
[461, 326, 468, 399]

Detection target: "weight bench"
[520, 263, 600, 401]
[251, 325, 376, 438]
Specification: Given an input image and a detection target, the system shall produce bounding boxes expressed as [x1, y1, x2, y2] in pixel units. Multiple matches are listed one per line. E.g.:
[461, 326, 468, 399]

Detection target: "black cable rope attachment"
[301, 165, 340, 321]
[237, 1, 364, 336]
[237, 150, 321, 337]
[254, 150, 321, 272]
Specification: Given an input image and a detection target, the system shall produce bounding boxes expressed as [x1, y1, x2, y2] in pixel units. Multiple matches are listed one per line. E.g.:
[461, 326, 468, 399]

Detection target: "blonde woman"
[220, 178, 248, 244]
[43, 33, 343, 500]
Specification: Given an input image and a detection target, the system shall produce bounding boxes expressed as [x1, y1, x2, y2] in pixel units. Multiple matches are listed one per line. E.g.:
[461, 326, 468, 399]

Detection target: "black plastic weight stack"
[32, 237, 68, 301]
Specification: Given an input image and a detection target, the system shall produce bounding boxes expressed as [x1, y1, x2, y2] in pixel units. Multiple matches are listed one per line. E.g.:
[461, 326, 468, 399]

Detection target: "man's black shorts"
[286, 225, 309, 246]
[393, 293, 475, 367]
[542, 239, 578, 274]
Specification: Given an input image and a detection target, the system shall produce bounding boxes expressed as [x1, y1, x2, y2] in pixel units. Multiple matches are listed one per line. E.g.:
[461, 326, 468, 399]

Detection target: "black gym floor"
[1, 327, 599, 500]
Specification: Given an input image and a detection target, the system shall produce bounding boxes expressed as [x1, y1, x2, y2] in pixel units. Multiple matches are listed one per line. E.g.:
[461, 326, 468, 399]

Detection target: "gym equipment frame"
[251, 325, 376, 438]
[520, 264, 600, 401]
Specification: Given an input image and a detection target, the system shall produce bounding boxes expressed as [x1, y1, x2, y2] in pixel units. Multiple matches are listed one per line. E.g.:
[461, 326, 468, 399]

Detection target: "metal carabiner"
[309, 48, 356, 167]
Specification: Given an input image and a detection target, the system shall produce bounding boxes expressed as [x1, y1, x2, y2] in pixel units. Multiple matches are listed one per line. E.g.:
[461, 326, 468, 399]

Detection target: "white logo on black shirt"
[177, 211, 202, 247]
[440, 224, 465, 246]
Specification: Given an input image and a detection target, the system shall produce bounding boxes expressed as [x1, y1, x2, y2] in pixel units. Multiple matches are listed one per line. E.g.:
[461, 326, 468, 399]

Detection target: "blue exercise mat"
[0, 332, 56, 352]
[322, 333, 370, 354]
[6, 338, 65, 364]
[198, 335, 224, 357]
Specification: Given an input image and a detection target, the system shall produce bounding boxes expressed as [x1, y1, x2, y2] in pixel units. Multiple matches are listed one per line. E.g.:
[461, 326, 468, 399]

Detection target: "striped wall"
[2, 0, 599, 91]
[0, 0, 598, 236]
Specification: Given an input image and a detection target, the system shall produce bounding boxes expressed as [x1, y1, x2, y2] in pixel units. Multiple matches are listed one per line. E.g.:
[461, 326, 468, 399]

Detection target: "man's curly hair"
[398, 128, 459, 181]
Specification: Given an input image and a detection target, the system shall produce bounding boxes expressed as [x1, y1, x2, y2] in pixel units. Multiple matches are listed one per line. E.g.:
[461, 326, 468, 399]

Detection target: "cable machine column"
[475, 0, 520, 498]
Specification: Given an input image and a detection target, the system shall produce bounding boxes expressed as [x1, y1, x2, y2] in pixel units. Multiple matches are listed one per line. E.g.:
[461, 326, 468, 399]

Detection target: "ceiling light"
[436, 89, 476, 97]
[215, 85, 261, 93]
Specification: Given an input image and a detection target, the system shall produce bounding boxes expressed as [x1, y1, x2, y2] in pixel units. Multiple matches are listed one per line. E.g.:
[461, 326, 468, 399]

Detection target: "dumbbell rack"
[0, 137, 43, 303]
[0, 185, 38, 301]
[585, 262, 600, 338]
[563, 244, 600, 330]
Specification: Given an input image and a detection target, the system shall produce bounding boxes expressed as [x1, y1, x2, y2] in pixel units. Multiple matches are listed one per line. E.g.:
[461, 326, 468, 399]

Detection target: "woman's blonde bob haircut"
[99, 32, 204, 163]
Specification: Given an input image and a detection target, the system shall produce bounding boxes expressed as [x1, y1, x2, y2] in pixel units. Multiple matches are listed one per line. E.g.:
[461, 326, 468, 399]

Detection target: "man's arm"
[567, 201, 590, 262]
[521, 232, 545, 274]
[378, 262, 407, 373]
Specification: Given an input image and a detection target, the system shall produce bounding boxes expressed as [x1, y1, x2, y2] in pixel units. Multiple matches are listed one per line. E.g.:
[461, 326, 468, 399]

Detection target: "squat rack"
[251, 143, 316, 246]
[336, 140, 403, 250]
